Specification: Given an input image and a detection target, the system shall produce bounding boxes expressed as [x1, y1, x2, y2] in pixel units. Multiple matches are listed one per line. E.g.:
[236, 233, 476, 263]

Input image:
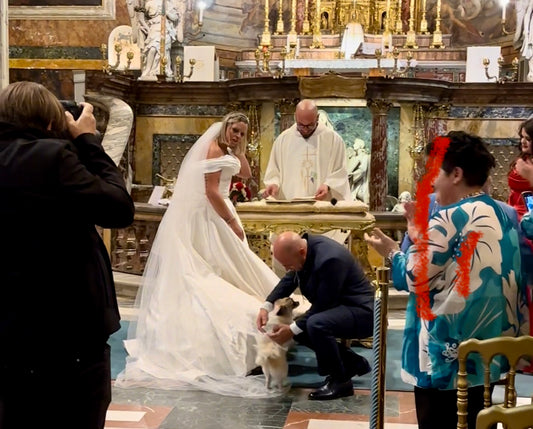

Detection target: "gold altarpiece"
[319, 0, 403, 35]
[236, 200, 376, 274]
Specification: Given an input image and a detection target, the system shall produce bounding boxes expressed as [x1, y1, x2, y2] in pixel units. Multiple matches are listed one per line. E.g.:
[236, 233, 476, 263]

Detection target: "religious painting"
[426, 0, 515, 46]
[8, 0, 115, 19]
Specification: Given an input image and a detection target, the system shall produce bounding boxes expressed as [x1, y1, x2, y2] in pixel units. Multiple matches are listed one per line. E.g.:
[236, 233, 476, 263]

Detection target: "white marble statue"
[391, 191, 412, 214]
[346, 137, 370, 204]
[127, 0, 185, 80]
[515, 0, 533, 81]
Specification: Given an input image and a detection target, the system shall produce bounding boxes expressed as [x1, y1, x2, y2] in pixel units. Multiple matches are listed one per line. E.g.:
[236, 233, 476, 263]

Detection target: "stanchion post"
[369, 266, 390, 429]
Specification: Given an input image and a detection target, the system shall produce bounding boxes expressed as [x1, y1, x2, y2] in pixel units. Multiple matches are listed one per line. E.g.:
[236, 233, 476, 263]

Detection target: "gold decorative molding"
[9, 58, 106, 70]
[237, 200, 375, 272]
[299, 73, 366, 99]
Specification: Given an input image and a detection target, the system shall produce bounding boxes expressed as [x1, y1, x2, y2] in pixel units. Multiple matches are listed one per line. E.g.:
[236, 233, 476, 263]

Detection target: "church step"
[113, 271, 409, 316]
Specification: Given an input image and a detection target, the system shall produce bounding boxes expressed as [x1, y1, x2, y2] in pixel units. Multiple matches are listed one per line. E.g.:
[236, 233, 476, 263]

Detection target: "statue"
[391, 191, 412, 214]
[515, 0, 533, 82]
[346, 138, 370, 204]
[127, 0, 184, 81]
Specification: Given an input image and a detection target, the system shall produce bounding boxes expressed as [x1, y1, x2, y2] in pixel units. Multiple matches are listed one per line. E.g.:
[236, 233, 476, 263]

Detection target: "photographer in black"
[0, 81, 134, 429]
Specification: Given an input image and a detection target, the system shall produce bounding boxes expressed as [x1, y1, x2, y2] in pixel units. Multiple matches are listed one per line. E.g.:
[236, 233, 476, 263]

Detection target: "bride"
[115, 112, 280, 397]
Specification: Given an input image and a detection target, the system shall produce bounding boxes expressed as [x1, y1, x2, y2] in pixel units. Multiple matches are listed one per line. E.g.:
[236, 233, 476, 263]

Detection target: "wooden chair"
[476, 403, 533, 429]
[457, 336, 533, 429]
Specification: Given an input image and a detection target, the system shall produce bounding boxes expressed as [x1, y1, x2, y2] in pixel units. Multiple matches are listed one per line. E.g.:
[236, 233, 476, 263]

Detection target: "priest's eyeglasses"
[296, 121, 318, 131]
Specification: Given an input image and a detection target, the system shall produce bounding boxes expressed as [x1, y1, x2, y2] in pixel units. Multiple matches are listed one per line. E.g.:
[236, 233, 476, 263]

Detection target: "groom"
[256, 231, 374, 400]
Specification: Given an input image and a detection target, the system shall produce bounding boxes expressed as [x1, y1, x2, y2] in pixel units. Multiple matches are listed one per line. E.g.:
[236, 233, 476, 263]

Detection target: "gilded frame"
[8, 0, 115, 20]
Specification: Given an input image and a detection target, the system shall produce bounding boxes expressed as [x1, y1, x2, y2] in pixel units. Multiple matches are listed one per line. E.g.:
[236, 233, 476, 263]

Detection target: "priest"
[262, 99, 351, 202]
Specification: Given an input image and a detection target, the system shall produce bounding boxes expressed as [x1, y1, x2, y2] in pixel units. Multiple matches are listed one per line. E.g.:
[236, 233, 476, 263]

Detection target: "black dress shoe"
[308, 379, 354, 400]
[313, 376, 332, 390]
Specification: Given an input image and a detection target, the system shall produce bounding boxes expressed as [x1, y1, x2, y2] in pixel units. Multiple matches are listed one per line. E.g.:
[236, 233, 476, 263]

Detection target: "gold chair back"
[476, 403, 533, 429]
[457, 336, 533, 429]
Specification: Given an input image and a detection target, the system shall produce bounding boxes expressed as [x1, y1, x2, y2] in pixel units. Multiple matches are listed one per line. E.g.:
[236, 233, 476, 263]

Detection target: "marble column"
[0, 0, 8, 89]
[277, 98, 298, 132]
[368, 99, 392, 211]
[426, 103, 450, 145]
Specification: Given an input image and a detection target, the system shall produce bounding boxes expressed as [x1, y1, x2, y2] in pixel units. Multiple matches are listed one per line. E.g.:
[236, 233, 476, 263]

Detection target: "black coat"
[0, 123, 134, 361]
[266, 233, 374, 332]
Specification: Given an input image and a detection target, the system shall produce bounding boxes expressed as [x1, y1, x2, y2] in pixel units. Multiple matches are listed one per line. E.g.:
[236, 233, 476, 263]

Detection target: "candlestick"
[404, 0, 417, 48]
[275, 0, 284, 34]
[430, 0, 444, 48]
[260, 0, 271, 47]
[419, 0, 428, 34]
[394, 0, 403, 34]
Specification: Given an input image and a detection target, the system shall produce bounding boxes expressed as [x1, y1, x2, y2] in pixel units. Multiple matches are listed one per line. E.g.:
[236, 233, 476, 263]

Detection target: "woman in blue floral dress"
[365, 131, 529, 429]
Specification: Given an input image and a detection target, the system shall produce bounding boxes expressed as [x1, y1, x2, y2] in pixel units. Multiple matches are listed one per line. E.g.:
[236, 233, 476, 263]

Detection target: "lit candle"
[198, 1, 206, 24]
[501, 0, 507, 20]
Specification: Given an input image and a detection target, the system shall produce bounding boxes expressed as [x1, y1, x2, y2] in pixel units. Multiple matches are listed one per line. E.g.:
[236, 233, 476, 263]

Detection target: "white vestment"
[263, 123, 351, 201]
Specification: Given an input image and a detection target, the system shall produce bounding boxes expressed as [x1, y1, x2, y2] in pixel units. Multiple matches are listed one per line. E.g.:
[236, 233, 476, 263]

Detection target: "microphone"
[330, 198, 338, 206]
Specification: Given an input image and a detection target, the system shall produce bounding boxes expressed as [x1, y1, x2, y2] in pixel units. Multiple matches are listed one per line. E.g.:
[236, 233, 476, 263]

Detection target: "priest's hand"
[263, 184, 279, 199]
[314, 184, 329, 200]
[268, 323, 293, 345]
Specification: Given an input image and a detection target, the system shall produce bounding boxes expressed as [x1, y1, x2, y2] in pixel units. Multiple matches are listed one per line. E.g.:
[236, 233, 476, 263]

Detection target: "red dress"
[508, 167, 533, 220]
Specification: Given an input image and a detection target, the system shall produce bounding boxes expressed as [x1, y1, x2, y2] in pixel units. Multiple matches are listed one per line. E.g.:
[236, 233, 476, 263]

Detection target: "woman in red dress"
[508, 118, 533, 219]
[508, 118, 533, 340]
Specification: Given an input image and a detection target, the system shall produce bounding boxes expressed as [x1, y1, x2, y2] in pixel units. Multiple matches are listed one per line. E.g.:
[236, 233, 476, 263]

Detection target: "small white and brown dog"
[255, 297, 300, 390]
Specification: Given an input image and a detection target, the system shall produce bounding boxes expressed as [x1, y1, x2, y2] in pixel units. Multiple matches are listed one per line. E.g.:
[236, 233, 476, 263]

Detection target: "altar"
[236, 199, 375, 274]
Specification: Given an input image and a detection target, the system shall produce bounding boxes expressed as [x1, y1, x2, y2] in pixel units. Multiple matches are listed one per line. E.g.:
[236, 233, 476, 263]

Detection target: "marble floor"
[107, 301, 532, 429]
[106, 386, 418, 429]
[105, 306, 419, 429]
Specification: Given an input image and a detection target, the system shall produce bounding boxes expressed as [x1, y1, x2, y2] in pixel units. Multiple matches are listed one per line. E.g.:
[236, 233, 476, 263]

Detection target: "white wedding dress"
[115, 123, 280, 397]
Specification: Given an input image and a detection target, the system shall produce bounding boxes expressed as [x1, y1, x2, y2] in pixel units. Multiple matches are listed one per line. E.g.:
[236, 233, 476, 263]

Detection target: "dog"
[255, 297, 300, 390]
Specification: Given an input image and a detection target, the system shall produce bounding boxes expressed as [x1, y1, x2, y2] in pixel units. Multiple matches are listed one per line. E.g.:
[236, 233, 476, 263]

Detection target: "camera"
[59, 100, 83, 120]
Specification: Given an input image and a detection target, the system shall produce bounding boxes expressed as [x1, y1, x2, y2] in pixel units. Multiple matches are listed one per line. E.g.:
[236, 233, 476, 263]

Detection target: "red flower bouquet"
[229, 181, 251, 204]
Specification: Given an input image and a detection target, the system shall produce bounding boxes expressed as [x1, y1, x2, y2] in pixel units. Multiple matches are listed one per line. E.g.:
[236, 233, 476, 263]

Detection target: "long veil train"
[115, 122, 281, 397]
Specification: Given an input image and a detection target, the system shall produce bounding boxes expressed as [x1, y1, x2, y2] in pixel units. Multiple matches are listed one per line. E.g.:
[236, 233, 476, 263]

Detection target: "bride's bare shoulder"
[206, 139, 225, 159]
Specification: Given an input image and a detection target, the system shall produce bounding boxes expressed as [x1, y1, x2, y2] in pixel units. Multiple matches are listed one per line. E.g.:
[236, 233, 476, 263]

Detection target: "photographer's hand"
[66, 102, 97, 139]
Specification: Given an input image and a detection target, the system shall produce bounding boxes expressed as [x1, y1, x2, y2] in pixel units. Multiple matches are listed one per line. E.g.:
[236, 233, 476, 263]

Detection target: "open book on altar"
[265, 196, 316, 204]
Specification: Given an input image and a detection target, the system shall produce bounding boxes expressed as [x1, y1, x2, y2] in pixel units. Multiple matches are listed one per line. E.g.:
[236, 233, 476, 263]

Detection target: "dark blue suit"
[266, 234, 374, 382]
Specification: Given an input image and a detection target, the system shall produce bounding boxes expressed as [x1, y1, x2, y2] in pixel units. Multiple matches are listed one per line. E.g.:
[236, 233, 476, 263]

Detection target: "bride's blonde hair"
[218, 112, 249, 149]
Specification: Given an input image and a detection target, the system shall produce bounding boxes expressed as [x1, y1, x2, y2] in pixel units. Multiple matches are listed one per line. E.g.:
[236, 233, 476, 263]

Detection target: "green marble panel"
[321, 106, 400, 199]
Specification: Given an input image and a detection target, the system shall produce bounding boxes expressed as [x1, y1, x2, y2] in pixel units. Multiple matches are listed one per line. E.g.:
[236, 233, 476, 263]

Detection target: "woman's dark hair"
[428, 131, 495, 187]
[0, 81, 67, 134]
[509, 118, 533, 169]
[517, 118, 533, 152]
